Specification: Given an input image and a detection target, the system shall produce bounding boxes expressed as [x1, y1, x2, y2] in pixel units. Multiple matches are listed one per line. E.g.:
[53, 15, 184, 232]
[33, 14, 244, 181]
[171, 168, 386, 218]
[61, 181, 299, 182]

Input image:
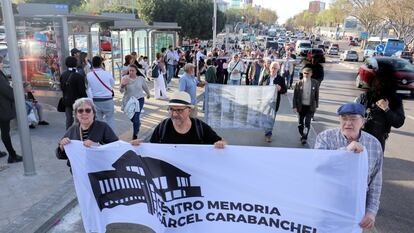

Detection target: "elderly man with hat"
[314, 102, 383, 230]
[147, 92, 226, 148]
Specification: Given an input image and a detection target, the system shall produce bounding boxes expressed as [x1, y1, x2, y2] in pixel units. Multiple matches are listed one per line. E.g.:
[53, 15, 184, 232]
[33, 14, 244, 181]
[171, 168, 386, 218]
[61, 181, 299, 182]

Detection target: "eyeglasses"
[77, 108, 92, 114]
[168, 107, 189, 114]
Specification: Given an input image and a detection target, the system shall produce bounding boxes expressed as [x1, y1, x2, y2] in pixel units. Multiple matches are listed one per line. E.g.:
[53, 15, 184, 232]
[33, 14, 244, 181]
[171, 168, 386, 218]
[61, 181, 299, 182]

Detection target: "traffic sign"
[360, 32, 369, 39]
[376, 44, 385, 53]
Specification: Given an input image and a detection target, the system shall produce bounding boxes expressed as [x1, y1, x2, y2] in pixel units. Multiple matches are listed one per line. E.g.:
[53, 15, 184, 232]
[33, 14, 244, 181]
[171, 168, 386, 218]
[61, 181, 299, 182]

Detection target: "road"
[48, 43, 414, 233]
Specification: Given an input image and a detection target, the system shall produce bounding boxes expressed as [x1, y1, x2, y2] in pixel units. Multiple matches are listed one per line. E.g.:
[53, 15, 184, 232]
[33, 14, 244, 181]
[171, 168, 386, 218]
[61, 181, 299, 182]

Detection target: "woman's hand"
[83, 139, 98, 148]
[59, 137, 71, 150]
[130, 139, 142, 146]
[121, 78, 129, 87]
[214, 140, 227, 149]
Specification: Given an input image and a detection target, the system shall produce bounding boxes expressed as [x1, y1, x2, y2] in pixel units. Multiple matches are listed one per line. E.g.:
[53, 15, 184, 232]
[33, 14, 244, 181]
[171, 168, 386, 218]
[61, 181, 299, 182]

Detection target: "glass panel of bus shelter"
[152, 32, 174, 62]
[15, 17, 64, 87]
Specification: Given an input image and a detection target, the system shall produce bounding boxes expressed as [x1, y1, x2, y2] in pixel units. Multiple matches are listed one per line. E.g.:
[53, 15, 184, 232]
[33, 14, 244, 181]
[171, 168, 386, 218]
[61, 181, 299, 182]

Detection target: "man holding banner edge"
[132, 92, 226, 148]
[314, 102, 383, 229]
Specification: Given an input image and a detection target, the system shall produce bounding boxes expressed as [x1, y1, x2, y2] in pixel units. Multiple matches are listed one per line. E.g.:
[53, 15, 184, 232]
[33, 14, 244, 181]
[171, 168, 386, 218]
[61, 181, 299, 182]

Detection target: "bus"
[383, 38, 405, 57]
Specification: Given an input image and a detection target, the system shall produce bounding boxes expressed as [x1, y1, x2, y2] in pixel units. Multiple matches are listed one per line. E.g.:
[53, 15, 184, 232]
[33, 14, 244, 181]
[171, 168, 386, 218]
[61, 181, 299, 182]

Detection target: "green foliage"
[224, 6, 278, 26]
[136, 0, 225, 40]
[24, 0, 85, 11]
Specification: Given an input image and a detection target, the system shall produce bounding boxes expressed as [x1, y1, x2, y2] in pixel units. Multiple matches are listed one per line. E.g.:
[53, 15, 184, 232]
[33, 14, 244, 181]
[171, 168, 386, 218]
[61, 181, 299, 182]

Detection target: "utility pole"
[1, 0, 36, 175]
[212, 0, 217, 49]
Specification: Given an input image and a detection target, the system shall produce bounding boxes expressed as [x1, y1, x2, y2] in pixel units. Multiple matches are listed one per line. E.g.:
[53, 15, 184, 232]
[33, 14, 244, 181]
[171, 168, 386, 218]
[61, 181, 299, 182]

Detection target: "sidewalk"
[0, 78, 187, 233]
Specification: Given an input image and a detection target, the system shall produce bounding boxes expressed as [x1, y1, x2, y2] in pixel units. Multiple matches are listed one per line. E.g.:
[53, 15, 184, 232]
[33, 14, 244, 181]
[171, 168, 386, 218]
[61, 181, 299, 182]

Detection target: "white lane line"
[407, 115, 414, 121]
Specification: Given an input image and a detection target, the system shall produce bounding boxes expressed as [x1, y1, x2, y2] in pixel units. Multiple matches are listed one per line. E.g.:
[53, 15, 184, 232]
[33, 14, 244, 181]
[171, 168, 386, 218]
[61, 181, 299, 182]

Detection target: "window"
[173, 190, 182, 198]
[177, 177, 182, 187]
[166, 191, 172, 201]
[160, 176, 168, 189]
[153, 178, 160, 189]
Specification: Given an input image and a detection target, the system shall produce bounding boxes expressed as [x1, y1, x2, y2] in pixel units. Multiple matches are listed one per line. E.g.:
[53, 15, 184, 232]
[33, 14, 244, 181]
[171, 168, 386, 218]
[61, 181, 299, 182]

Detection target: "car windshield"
[379, 59, 414, 72]
[348, 51, 357, 54]
[300, 43, 311, 48]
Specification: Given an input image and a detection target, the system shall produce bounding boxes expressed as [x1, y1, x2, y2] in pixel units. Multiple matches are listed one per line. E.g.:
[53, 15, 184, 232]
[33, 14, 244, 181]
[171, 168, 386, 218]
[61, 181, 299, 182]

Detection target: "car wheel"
[355, 74, 362, 88]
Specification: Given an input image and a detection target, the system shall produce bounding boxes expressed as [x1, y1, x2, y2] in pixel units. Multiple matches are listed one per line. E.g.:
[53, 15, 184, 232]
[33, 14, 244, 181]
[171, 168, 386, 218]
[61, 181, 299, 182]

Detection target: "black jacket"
[357, 92, 405, 145]
[292, 78, 319, 113]
[60, 70, 87, 108]
[56, 120, 118, 160]
[260, 74, 287, 112]
[0, 71, 15, 122]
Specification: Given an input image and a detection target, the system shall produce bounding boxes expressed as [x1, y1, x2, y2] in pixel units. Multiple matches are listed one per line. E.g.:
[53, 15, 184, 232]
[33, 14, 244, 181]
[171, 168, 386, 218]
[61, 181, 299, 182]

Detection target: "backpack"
[158, 118, 204, 143]
[151, 62, 159, 78]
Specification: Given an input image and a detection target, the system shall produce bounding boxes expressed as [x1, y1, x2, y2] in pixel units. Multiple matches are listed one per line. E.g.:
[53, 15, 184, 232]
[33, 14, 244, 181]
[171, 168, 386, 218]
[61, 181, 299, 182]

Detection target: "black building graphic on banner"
[88, 150, 202, 215]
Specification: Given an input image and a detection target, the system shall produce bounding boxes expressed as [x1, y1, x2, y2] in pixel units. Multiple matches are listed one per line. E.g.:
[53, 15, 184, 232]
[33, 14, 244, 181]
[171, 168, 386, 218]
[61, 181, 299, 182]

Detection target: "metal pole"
[120, 38, 124, 63]
[111, 38, 115, 81]
[212, 0, 217, 49]
[225, 27, 229, 51]
[1, 0, 36, 176]
[129, 37, 132, 54]
[131, 30, 135, 52]
[137, 37, 140, 55]
[98, 27, 102, 56]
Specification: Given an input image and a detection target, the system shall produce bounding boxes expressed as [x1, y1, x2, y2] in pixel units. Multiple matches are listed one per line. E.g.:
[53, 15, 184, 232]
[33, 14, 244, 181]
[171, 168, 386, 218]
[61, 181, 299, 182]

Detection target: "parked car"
[349, 40, 358, 46]
[307, 48, 326, 63]
[331, 43, 339, 49]
[317, 44, 325, 51]
[327, 47, 339, 55]
[355, 57, 414, 96]
[340, 50, 359, 62]
[399, 51, 413, 63]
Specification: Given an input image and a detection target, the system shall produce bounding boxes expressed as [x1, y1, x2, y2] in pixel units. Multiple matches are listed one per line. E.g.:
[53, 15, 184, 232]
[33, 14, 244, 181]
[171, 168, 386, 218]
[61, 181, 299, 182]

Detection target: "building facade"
[308, 1, 326, 14]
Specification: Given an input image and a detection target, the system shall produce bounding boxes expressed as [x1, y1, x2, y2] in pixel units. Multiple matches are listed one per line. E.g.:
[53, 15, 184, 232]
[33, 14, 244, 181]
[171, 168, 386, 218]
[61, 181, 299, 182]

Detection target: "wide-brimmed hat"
[167, 92, 194, 108]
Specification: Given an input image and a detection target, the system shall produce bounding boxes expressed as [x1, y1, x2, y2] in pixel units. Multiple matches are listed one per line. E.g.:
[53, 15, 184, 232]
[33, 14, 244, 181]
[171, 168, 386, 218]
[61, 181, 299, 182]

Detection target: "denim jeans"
[284, 73, 292, 88]
[94, 99, 115, 131]
[167, 64, 174, 85]
[131, 98, 144, 138]
[229, 79, 241, 85]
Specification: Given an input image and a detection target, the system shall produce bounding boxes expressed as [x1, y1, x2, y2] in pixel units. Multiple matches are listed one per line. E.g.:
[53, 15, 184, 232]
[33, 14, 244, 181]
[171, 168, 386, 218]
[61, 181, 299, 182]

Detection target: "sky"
[236, 0, 332, 24]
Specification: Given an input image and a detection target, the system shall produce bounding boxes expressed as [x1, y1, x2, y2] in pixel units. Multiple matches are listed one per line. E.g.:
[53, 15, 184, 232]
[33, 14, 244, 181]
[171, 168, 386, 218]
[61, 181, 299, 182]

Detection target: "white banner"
[65, 141, 368, 233]
[204, 84, 277, 129]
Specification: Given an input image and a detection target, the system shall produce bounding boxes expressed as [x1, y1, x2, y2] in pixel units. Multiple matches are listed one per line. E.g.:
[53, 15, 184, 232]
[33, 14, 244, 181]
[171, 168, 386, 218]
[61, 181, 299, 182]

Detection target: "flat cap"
[337, 103, 365, 116]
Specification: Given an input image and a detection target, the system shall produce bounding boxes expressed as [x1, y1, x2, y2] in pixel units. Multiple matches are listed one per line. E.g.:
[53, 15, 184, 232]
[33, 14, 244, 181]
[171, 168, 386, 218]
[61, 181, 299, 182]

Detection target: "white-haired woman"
[56, 98, 118, 169]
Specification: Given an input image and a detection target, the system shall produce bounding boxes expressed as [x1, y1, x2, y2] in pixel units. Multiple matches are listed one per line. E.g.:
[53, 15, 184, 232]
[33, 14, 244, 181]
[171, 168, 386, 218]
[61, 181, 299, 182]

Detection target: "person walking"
[260, 61, 287, 142]
[314, 103, 383, 230]
[120, 64, 150, 140]
[153, 52, 168, 100]
[165, 45, 176, 87]
[86, 56, 116, 131]
[0, 56, 22, 163]
[179, 63, 206, 117]
[227, 54, 244, 85]
[355, 63, 405, 150]
[292, 67, 319, 145]
[60, 56, 88, 129]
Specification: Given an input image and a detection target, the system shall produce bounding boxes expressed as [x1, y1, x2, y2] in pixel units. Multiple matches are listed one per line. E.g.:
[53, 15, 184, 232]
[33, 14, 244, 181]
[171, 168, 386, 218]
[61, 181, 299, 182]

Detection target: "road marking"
[407, 115, 414, 121]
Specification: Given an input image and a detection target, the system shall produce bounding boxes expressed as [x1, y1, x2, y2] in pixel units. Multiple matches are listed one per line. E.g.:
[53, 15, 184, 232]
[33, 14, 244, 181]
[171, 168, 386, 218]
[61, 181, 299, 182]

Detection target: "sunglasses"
[168, 107, 189, 114]
[77, 108, 92, 114]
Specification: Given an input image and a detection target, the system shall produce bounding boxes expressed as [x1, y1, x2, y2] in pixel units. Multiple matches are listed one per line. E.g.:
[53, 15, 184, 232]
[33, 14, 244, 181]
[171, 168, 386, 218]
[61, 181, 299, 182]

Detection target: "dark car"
[400, 51, 413, 63]
[356, 57, 414, 96]
[307, 48, 326, 63]
[349, 40, 358, 46]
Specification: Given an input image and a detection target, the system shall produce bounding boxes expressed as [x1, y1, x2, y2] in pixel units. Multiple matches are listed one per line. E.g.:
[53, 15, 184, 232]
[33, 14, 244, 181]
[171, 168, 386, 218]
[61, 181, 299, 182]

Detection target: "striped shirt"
[314, 128, 383, 215]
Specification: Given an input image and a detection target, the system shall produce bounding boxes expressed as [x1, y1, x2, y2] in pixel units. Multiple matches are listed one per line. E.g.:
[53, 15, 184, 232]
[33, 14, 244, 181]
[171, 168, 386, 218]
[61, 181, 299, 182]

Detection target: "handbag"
[57, 97, 65, 112]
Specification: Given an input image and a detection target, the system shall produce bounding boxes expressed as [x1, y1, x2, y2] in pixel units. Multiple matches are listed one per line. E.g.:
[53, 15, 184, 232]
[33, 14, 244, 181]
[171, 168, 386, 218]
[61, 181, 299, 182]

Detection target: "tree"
[380, 0, 414, 47]
[341, 0, 383, 35]
[257, 8, 278, 25]
[137, 0, 225, 40]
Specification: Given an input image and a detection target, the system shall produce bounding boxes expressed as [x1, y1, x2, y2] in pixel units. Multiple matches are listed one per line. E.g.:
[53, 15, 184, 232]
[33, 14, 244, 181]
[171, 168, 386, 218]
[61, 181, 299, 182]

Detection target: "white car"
[340, 50, 359, 62]
[327, 47, 339, 55]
